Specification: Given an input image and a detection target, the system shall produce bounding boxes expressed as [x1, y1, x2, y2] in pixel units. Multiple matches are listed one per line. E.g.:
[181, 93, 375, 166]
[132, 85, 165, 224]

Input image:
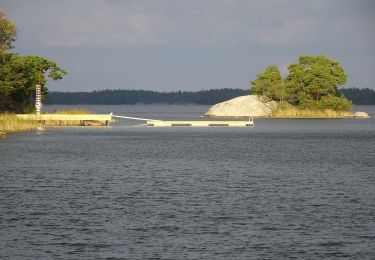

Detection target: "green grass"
[0, 113, 39, 133]
[1, 109, 93, 133]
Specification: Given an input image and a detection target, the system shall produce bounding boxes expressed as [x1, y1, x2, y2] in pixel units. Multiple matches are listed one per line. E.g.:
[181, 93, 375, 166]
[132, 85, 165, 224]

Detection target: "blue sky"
[2, 0, 375, 91]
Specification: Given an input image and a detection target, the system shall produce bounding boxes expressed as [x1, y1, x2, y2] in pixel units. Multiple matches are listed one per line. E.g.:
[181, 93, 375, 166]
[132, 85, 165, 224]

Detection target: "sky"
[1, 0, 375, 92]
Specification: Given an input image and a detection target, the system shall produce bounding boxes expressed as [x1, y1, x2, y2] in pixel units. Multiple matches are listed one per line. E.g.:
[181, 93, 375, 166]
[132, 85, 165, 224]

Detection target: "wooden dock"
[112, 114, 254, 127]
[146, 119, 254, 127]
[15, 114, 254, 128]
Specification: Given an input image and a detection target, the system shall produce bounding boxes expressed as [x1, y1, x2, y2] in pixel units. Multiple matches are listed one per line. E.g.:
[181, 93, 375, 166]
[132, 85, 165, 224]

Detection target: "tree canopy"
[250, 65, 283, 101]
[0, 10, 16, 54]
[0, 10, 66, 112]
[285, 55, 347, 105]
[0, 55, 67, 111]
[250, 55, 351, 111]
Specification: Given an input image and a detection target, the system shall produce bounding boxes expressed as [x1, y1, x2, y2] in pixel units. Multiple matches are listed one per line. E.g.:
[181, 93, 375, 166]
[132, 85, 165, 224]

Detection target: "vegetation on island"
[0, 109, 92, 134]
[0, 10, 68, 134]
[0, 10, 67, 113]
[250, 55, 352, 117]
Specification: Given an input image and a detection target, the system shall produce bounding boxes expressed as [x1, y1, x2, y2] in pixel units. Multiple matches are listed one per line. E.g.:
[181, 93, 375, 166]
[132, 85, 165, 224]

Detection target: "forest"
[44, 87, 375, 105]
[339, 88, 375, 105]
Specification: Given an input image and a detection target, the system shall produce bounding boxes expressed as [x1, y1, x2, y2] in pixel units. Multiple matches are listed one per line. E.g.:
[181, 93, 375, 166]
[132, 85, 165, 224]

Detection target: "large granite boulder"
[205, 95, 277, 117]
[353, 111, 369, 118]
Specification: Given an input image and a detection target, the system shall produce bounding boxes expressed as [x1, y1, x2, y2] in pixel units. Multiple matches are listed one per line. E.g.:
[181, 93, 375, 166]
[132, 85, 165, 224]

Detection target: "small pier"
[112, 114, 254, 127]
[16, 113, 254, 127]
[146, 119, 253, 127]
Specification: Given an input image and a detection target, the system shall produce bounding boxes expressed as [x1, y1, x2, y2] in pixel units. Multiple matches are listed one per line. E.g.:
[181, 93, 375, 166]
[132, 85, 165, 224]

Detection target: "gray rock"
[353, 111, 369, 118]
[205, 95, 277, 117]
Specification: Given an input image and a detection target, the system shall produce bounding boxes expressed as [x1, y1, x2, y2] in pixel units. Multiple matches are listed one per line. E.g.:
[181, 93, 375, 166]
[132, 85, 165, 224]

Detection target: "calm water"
[1, 105, 375, 259]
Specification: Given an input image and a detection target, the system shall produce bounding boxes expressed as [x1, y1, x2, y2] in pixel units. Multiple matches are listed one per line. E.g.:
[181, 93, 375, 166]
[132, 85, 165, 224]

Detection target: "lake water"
[1, 105, 375, 259]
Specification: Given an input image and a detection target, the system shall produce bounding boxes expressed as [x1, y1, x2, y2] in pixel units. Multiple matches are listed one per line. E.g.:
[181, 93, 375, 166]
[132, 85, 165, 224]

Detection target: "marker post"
[35, 84, 42, 116]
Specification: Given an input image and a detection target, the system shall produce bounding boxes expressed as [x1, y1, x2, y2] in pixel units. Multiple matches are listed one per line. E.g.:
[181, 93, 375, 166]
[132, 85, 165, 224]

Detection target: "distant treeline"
[44, 87, 375, 105]
[339, 88, 375, 105]
[45, 88, 249, 105]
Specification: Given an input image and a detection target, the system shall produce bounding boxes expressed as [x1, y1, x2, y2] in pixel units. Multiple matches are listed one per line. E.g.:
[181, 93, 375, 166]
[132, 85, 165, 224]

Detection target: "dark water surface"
[1, 105, 375, 259]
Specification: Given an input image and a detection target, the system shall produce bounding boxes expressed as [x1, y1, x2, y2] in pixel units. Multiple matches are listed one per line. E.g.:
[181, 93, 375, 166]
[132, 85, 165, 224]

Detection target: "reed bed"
[272, 106, 353, 118]
[0, 109, 93, 133]
[0, 114, 39, 133]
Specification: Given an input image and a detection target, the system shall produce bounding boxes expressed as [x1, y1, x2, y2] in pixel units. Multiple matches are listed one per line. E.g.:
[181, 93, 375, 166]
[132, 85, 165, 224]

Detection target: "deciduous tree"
[0, 55, 66, 112]
[0, 10, 67, 112]
[0, 9, 16, 54]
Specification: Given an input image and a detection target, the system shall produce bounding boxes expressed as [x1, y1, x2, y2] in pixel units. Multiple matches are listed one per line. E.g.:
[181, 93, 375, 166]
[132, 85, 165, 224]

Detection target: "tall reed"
[0, 114, 39, 133]
[272, 106, 353, 118]
[0, 109, 92, 133]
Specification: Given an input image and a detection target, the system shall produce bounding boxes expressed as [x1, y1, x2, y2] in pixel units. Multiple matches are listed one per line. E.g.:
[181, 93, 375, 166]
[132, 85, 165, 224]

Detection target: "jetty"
[15, 113, 254, 127]
[112, 114, 254, 127]
[145, 119, 253, 127]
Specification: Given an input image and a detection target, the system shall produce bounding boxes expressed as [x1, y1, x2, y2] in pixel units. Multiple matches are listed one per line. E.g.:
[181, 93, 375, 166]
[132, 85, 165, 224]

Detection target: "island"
[205, 55, 370, 119]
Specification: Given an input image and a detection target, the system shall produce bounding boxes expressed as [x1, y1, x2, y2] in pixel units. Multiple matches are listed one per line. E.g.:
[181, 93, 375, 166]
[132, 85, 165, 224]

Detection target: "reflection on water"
[1, 105, 374, 259]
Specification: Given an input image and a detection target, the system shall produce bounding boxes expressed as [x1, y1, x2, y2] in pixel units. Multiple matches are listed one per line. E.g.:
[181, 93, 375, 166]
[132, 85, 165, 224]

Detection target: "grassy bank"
[0, 109, 92, 134]
[271, 104, 353, 118]
[0, 114, 39, 133]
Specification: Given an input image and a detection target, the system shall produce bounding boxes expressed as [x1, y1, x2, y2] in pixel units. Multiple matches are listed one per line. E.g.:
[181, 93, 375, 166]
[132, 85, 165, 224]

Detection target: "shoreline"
[0, 112, 111, 138]
[1, 108, 373, 139]
[1, 116, 372, 140]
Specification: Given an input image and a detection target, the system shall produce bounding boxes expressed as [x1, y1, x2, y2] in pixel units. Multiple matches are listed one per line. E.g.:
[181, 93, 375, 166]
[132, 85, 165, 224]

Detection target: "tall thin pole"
[281, 76, 284, 104]
[35, 84, 42, 116]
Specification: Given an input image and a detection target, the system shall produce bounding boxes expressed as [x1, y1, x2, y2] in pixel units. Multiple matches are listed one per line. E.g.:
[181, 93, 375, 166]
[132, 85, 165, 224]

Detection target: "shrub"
[318, 95, 352, 111]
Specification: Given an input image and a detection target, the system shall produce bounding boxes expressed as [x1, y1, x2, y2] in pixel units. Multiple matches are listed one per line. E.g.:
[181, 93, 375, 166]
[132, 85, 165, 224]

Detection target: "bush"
[318, 95, 352, 111]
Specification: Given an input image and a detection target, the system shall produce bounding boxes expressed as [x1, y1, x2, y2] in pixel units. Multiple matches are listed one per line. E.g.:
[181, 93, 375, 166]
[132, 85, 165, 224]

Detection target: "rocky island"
[204, 55, 371, 119]
[205, 95, 276, 117]
[205, 95, 370, 118]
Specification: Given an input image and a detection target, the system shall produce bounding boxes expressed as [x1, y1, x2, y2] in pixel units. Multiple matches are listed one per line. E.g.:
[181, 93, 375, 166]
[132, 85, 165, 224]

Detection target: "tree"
[0, 9, 16, 54]
[340, 88, 375, 105]
[318, 94, 352, 111]
[0, 55, 67, 112]
[250, 65, 283, 101]
[0, 10, 67, 112]
[284, 55, 348, 107]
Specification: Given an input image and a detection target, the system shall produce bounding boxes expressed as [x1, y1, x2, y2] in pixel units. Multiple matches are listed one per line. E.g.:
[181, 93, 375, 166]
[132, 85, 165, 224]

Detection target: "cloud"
[259, 19, 319, 45]
[38, 1, 168, 47]
[2, 0, 375, 91]
[5, 0, 374, 49]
